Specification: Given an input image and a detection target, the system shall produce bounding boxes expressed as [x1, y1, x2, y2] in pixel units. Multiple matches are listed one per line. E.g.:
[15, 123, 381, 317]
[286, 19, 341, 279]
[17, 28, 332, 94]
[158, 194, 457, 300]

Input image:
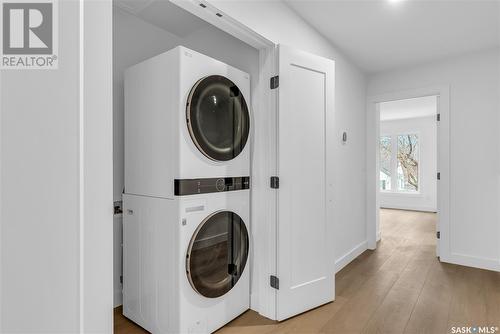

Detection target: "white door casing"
[366, 86, 450, 265]
[276, 45, 335, 321]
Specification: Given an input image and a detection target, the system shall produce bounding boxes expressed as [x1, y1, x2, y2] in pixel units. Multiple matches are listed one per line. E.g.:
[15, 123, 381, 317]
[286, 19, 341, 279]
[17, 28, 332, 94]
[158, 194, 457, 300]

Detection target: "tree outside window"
[380, 134, 419, 193]
[397, 134, 419, 192]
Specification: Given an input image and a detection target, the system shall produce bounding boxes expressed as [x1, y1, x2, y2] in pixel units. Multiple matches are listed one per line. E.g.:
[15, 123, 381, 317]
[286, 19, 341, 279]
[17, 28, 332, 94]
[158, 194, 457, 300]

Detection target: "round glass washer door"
[186, 75, 250, 161]
[186, 211, 249, 298]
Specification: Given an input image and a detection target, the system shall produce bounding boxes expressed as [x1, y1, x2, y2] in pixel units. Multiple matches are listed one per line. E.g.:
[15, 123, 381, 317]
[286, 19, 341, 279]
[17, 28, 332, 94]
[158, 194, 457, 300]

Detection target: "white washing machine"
[124, 46, 251, 199]
[122, 189, 250, 334]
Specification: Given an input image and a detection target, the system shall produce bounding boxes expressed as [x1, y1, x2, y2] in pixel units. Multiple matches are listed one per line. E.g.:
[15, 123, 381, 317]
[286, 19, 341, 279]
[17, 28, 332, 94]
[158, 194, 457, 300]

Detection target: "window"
[379, 136, 391, 190]
[380, 134, 419, 193]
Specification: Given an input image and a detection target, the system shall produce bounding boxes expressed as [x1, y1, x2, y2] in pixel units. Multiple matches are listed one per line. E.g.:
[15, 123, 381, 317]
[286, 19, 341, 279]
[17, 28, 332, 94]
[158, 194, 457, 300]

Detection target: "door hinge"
[270, 75, 279, 89]
[120, 275, 123, 284]
[114, 201, 123, 215]
[436, 231, 441, 239]
[270, 275, 279, 290]
[437, 172, 441, 180]
[437, 113, 441, 122]
[270, 176, 279, 189]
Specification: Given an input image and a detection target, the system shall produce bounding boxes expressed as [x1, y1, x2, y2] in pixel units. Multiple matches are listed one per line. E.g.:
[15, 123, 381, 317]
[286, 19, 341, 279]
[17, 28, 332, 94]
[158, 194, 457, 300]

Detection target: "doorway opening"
[367, 86, 450, 261]
[378, 95, 438, 255]
[111, 0, 279, 332]
[111, 0, 260, 329]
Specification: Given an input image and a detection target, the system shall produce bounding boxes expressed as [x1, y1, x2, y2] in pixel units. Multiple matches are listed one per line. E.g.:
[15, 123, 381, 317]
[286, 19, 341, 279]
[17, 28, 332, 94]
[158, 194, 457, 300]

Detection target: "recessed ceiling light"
[388, 0, 405, 3]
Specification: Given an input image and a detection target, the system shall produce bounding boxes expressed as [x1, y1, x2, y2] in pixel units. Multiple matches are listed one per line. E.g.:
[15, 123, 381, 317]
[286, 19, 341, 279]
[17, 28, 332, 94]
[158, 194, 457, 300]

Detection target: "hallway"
[114, 209, 500, 334]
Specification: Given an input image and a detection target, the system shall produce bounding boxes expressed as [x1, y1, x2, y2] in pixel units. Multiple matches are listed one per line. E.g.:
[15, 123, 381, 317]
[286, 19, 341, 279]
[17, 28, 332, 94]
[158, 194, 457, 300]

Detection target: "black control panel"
[174, 177, 250, 196]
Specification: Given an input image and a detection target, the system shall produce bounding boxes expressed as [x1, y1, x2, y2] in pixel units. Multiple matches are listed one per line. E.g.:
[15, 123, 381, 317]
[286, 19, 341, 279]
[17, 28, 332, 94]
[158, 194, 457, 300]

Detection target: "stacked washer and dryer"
[123, 46, 251, 334]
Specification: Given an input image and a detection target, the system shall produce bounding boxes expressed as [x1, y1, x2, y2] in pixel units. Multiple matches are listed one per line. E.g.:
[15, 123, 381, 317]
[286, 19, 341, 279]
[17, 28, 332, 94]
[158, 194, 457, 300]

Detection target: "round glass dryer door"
[186, 75, 250, 161]
[186, 211, 249, 298]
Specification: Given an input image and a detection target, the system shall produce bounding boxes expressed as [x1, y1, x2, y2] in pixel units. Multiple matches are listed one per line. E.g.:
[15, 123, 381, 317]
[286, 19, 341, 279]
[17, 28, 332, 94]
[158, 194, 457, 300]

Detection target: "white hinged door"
[276, 45, 335, 321]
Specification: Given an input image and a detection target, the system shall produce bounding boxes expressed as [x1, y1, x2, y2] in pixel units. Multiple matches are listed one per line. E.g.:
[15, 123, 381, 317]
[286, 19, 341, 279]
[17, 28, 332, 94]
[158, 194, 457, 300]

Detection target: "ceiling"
[285, 0, 500, 73]
[380, 95, 437, 121]
[114, 0, 208, 37]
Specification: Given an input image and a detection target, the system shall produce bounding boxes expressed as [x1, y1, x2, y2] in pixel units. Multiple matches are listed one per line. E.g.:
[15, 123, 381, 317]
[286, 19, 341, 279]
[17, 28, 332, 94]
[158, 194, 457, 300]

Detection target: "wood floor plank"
[483, 270, 500, 327]
[447, 265, 489, 330]
[404, 261, 457, 334]
[335, 270, 371, 300]
[320, 271, 400, 333]
[361, 248, 434, 334]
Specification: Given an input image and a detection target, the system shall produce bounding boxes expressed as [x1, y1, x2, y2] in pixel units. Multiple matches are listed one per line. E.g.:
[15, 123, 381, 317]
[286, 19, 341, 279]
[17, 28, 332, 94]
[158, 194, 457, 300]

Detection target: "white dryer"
[124, 46, 251, 199]
[122, 189, 250, 334]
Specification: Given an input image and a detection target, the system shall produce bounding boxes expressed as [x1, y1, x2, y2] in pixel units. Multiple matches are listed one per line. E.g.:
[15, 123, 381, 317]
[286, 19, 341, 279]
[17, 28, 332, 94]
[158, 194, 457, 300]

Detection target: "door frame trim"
[81, 0, 114, 331]
[366, 85, 451, 262]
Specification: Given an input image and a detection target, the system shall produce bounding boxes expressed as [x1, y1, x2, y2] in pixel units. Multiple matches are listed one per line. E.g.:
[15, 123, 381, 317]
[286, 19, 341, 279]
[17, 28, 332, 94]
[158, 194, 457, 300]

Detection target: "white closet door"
[276, 45, 335, 321]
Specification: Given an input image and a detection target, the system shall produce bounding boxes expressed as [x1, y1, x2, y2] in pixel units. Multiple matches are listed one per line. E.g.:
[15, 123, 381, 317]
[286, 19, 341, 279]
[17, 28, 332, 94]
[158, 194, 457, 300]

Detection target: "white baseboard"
[114, 289, 123, 308]
[335, 240, 367, 273]
[380, 205, 437, 213]
[442, 253, 500, 272]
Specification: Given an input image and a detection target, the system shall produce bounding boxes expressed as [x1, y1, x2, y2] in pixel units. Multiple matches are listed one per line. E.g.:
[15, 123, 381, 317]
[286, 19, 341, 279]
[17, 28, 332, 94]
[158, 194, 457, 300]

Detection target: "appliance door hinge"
[270, 75, 279, 89]
[270, 176, 279, 189]
[437, 113, 441, 122]
[436, 231, 441, 239]
[270, 275, 279, 290]
[437, 172, 441, 180]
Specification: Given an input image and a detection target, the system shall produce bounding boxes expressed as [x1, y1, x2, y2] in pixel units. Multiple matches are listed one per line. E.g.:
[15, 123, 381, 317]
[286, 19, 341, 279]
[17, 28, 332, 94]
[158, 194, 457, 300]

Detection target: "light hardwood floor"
[114, 209, 500, 334]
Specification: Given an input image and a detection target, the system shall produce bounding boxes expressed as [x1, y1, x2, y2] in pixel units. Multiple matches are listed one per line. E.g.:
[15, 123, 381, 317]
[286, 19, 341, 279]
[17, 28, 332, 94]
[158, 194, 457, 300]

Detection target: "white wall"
[1, 2, 80, 331]
[113, 6, 259, 306]
[207, 0, 368, 272]
[379, 116, 437, 212]
[1, 1, 113, 332]
[368, 48, 500, 271]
